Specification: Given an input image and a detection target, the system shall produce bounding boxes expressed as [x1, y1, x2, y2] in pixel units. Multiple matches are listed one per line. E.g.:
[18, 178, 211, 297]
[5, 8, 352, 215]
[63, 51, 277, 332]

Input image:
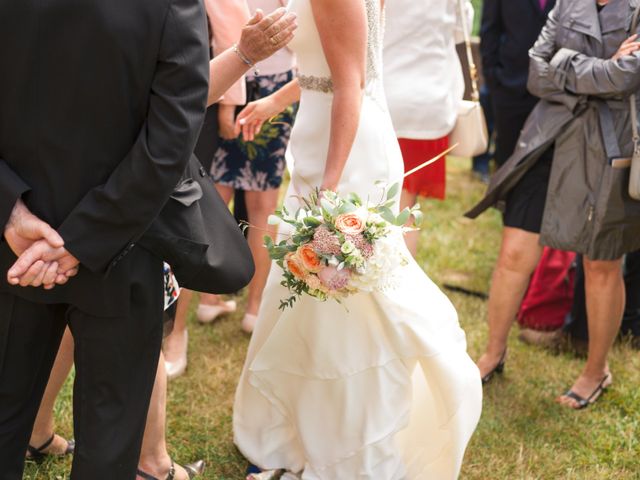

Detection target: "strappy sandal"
[137, 460, 205, 480]
[559, 373, 612, 410]
[26, 433, 75, 462]
[481, 349, 507, 385]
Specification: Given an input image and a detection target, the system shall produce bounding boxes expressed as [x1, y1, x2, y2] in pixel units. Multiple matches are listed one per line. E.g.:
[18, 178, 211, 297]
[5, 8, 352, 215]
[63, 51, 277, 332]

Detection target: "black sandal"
[26, 433, 75, 462]
[481, 350, 507, 385]
[560, 373, 611, 410]
[137, 460, 205, 480]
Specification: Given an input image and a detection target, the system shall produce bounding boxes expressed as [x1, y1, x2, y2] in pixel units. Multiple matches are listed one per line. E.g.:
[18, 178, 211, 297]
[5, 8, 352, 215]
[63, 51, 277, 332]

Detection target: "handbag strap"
[629, 3, 640, 148]
[457, 0, 479, 102]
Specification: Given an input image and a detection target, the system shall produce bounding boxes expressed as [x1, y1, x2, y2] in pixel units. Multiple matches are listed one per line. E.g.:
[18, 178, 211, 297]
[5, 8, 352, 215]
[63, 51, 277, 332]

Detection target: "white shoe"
[196, 300, 237, 324]
[241, 313, 258, 333]
[165, 330, 188, 381]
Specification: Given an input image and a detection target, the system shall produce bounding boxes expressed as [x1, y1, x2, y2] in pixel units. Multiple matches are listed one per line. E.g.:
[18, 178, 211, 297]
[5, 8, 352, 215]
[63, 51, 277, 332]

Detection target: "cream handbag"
[450, 0, 489, 158]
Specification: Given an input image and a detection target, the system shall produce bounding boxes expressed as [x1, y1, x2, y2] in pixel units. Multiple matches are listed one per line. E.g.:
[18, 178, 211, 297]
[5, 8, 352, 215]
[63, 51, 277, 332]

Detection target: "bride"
[232, 0, 482, 478]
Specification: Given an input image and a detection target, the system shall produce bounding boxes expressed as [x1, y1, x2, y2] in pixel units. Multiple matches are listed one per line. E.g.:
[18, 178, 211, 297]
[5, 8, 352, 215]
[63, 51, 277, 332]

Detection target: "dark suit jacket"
[481, 0, 556, 104]
[0, 0, 210, 316]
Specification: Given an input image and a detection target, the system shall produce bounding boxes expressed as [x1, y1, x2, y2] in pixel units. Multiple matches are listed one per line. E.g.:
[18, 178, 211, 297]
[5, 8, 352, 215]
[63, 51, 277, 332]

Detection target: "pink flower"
[311, 226, 341, 256]
[347, 234, 374, 258]
[318, 265, 351, 291]
[334, 213, 366, 235]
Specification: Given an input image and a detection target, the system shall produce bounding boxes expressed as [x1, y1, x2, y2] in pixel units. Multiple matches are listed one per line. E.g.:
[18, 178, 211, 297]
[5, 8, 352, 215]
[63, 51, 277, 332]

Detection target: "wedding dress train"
[233, 1, 483, 478]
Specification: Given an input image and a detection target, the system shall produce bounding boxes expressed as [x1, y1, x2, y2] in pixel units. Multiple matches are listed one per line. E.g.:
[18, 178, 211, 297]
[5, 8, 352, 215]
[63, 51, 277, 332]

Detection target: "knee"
[583, 258, 622, 281]
[246, 194, 279, 222]
[497, 242, 536, 274]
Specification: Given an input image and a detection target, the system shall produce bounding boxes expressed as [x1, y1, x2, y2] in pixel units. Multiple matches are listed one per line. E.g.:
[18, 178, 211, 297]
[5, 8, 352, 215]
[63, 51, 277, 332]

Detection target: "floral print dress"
[211, 70, 297, 191]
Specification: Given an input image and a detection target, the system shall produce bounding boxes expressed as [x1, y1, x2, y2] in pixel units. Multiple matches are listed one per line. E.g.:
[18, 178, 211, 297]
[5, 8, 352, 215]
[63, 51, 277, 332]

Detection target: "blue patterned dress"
[211, 70, 297, 191]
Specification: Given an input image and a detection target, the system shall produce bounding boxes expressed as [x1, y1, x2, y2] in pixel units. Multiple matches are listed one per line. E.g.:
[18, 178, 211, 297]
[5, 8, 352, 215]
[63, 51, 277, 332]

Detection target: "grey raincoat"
[466, 0, 640, 260]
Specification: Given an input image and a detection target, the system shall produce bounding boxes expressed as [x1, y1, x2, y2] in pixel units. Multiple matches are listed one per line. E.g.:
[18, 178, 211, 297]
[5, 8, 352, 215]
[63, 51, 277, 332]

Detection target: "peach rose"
[285, 253, 307, 280]
[334, 213, 365, 235]
[297, 244, 323, 273]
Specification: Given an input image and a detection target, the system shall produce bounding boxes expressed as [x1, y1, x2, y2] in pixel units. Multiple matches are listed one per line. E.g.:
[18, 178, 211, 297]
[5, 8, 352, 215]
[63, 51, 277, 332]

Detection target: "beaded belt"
[297, 74, 333, 93]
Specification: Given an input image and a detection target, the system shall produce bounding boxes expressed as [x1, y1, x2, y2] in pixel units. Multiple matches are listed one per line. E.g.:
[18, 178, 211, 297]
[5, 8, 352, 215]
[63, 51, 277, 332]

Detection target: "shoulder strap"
[457, 0, 479, 102]
[630, 3, 640, 147]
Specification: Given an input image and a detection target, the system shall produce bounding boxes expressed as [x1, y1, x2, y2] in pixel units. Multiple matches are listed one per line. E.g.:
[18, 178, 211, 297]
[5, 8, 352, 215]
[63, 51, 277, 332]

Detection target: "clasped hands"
[4, 199, 79, 289]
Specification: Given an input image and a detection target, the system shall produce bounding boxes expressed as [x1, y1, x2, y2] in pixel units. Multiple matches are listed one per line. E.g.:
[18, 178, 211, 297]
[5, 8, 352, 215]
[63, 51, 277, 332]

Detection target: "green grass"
[25, 158, 640, 479]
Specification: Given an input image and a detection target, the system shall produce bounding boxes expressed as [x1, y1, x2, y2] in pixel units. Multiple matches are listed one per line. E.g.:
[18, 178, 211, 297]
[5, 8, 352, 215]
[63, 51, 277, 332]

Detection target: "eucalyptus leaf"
[413, 210, 424, 227]
[338, 201, 357, 214]
[387, 182, 400, 201]
[380, 207, 396, 224]
[267, 214, 281, 225]
[303, 216, 322, 227]
[320, 198, 335, 216]
[395, 209, 411, 226]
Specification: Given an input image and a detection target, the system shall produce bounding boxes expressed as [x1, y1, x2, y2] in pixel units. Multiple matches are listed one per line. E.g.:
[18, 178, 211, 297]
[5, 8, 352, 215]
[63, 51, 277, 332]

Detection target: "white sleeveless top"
[383, 0, 474, 139]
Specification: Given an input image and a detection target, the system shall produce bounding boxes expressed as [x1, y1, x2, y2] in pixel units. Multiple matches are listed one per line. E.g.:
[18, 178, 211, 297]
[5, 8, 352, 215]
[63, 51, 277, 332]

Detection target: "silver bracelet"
[232, 43, 260, 76]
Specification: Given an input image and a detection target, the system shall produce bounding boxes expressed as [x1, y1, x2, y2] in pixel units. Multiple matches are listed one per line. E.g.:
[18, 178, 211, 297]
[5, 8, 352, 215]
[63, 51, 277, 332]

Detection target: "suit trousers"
[0, 250, 163, 480]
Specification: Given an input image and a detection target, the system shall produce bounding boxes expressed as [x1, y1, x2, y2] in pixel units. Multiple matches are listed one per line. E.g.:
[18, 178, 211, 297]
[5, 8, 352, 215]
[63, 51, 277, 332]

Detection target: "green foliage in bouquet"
[263, 183, 421, 310]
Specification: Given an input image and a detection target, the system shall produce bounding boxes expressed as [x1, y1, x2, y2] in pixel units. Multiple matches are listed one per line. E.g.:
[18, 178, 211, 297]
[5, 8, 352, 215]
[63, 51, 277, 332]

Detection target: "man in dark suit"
[480, 0, 556, 166]
[0, 1, 210, 478]
[0, 1, 295, 478]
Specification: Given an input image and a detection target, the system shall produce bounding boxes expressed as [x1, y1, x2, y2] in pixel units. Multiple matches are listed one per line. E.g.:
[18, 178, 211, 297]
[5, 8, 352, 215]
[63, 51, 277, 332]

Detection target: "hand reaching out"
[237, 8, 297, 65]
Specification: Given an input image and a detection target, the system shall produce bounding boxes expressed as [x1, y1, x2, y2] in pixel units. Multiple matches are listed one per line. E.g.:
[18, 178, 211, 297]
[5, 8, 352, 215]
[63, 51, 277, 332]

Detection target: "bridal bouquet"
[265, 184, 422, 310]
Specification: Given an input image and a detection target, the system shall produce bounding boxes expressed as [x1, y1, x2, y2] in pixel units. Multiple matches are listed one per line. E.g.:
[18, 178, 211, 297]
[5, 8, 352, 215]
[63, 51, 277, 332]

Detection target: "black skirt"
[503, 147, 554, 234]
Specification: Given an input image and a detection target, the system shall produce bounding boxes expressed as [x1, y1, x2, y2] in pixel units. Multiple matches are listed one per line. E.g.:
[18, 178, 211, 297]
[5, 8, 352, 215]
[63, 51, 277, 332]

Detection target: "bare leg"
[244, 189, 280, 316]
[400, 188, 419, 257]
[557, 258, 622, 408]
[163, 289, 193, 377]
[477, 227, 543, 377]
[199, 184, 236, 308]
[29, 328, 74, 453]
[137, 352, 190, 480]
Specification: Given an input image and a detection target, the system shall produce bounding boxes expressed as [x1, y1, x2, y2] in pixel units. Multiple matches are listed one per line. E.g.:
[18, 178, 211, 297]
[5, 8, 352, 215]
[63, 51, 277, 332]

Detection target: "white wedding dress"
[233, 0, 483, 478]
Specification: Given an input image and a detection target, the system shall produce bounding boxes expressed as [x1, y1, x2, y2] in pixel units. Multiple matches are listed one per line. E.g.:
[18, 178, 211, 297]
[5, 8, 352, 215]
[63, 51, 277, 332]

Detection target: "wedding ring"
[270, 36, 278, 45]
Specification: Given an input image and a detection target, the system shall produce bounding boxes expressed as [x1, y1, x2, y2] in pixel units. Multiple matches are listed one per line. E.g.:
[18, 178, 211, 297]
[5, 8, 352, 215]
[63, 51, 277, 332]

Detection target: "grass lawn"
[24, 158, 640, 479]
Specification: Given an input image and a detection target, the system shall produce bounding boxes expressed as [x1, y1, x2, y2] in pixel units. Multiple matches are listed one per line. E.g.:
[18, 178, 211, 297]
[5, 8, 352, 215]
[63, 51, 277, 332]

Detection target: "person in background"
[480, 0, 555, 168]
[164, 0, 251, 380]
[383, 0, 473, 257]
[3, 4, 296, 476]
[468, 0, 640, 409]
[480, 0, 559, 348]
[205, 0, 297, 334]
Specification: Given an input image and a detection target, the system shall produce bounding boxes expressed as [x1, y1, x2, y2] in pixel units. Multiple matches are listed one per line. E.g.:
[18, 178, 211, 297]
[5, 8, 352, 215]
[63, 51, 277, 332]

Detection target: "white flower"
[341, 240, 356, 255]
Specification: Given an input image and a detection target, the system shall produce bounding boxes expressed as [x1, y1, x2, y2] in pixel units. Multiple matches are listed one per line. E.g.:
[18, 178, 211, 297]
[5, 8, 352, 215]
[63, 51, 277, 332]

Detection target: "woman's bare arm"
[207, 8, 298, 105]
[234, 79, 301, 141]
[311, 0, 367, 191]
